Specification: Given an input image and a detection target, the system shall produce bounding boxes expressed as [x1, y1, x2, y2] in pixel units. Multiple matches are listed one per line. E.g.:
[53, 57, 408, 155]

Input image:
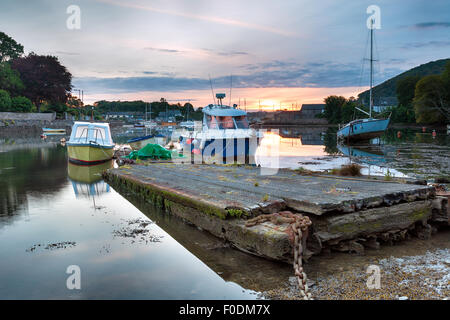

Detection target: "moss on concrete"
[105, 171, 232, 220]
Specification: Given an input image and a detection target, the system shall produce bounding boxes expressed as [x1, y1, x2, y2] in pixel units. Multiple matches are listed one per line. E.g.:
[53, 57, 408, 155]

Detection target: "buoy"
[432, 130, 436, 138]
[397, 131, 401, 138]
[192, 148, 201, 155]
[422, 127, 426, 133]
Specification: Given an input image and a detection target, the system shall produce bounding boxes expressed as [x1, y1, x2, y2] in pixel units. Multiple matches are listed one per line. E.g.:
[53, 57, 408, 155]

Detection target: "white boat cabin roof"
[69, 121, 113, 145]
[203, 104, 247, 117]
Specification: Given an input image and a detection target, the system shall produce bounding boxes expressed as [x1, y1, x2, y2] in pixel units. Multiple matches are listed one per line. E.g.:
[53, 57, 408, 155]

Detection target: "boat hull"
[337, 118, 390, 143]
[182, 136, 261, 164]
[67, 143, 114, 165]
[127, 135, 167, 150]
[68, 161, 114, 183]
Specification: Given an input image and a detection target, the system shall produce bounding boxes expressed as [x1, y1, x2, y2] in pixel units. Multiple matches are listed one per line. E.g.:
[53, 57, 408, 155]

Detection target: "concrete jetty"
[104, 163, 449, 263]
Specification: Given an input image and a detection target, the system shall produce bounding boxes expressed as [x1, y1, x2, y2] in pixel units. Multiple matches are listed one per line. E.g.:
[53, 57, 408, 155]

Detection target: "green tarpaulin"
[125, 143, 172, 160]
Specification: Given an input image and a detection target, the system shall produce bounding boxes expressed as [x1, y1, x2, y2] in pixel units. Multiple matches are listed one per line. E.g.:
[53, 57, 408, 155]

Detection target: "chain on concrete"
[245, 211, 313, 300]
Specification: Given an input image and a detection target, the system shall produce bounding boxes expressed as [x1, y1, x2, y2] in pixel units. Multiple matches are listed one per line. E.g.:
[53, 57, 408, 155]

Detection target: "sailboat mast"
[369, 19, 374, 118]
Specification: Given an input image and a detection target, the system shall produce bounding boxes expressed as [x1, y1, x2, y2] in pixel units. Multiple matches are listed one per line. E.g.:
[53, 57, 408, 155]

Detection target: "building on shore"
[300, 104, 325, 118]
[105, 112, 144, 120]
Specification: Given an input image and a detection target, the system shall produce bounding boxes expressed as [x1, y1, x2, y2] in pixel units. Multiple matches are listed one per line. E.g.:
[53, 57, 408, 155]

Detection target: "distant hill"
[358, 58, 450, 106]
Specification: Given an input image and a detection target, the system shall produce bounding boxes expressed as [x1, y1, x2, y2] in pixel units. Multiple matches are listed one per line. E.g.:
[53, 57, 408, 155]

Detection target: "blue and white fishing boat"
[180, 93, 262, 161]
[337, 20, 390, 143]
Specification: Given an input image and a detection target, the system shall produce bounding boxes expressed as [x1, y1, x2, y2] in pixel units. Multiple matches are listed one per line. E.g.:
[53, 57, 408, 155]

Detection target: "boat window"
[217, 116, 235, 129]
[207, 115, 219, 129]
[234, 116, 249, 129]
[74, 125, 89, 139]
[92, 127, 107, 143]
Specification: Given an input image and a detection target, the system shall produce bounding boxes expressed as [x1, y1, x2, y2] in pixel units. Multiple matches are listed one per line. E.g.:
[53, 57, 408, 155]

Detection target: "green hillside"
[358, 58, 450, 105]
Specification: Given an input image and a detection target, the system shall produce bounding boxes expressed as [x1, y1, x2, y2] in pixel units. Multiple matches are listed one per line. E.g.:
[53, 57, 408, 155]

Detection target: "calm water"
[255, 126, 450, 180]
[0, 126, 449, 299]
[0, 136, 260, 299]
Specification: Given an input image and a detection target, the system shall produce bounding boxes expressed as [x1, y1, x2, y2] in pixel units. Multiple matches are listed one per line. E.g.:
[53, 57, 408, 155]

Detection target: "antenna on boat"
[209, 74, 216, 105]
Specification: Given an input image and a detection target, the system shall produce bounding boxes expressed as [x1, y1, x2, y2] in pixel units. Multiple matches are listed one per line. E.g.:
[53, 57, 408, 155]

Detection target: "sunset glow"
[83, 86, 366, 110]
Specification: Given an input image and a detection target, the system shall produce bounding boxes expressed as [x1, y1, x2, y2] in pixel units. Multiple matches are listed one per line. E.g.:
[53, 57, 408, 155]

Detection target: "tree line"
[95, 99, 203, 120]
[321, 61, 450, 125]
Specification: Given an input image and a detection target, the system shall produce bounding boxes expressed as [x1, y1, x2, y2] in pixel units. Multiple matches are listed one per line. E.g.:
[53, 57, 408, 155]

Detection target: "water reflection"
[68, 161, 113, 198]
[0, 137, 258, 299]
[253, 126, 450, 179]
[337, 145, 386, 166]
[0, 139, 67, 219]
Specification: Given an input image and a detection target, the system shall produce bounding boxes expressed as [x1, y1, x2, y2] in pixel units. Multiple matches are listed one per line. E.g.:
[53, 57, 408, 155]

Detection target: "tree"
[0, 62, 24, 95]
[396, 75, 421, 108]
[413, 75, 448, 123]
[323, 96, 346, 124]
[11, 53, 72, 111]
[0, 31, 24, 62]
[0, 89, 12, 111]
[11, 96, 33, 112]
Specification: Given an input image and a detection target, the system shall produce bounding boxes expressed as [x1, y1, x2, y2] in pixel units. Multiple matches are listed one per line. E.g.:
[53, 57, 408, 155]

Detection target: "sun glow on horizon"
[82, 86, 367, 110]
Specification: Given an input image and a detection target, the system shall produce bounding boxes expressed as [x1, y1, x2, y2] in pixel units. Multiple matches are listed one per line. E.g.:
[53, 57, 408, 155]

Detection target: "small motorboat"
[66, 122, 115, 165]
[42, 128, 66, 135]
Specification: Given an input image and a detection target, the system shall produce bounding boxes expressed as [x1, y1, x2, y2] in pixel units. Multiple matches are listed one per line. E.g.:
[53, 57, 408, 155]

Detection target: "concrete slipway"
[103, 163, 449, 263]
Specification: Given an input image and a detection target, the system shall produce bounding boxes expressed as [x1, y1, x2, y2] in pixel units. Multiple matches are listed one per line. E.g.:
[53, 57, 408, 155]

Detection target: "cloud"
[74, 59, 404, 94]
[52, 51, 80, 56]
[144, 47, 184, 53]
[212, 50, 248, 57]
[95, 0, 297, 37]
[411, 22, 450, 29]
[401, 40, 450, 48]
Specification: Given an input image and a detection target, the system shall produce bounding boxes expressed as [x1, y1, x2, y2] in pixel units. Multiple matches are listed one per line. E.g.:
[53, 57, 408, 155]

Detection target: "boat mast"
[369, 19, 374, 118]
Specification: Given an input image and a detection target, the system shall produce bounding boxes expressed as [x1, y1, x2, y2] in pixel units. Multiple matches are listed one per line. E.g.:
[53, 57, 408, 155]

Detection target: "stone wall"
[0, 119, 73, 137]
[0, 112, 56, 121]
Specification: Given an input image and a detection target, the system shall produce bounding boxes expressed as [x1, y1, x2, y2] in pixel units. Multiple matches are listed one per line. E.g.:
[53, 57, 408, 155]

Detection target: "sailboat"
[337, 20, 390, 143]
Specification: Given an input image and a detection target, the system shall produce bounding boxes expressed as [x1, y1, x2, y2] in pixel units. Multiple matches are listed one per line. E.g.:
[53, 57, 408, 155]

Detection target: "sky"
[0, 0, 449, 110]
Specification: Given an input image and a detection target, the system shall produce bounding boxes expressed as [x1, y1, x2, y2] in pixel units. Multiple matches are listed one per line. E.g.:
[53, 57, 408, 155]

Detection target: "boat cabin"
[69, 122, 114, 146]
[203, 105, 249, 130]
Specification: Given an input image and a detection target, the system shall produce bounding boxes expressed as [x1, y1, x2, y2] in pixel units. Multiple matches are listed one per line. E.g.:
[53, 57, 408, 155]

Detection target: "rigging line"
[357, 26, 371, 106]
[373, 28, 381, 91]
[209, 74, 216, 105]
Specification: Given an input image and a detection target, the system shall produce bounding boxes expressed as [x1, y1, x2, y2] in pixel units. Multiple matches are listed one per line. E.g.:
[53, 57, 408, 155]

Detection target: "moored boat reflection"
[67, 161, 113, 199]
